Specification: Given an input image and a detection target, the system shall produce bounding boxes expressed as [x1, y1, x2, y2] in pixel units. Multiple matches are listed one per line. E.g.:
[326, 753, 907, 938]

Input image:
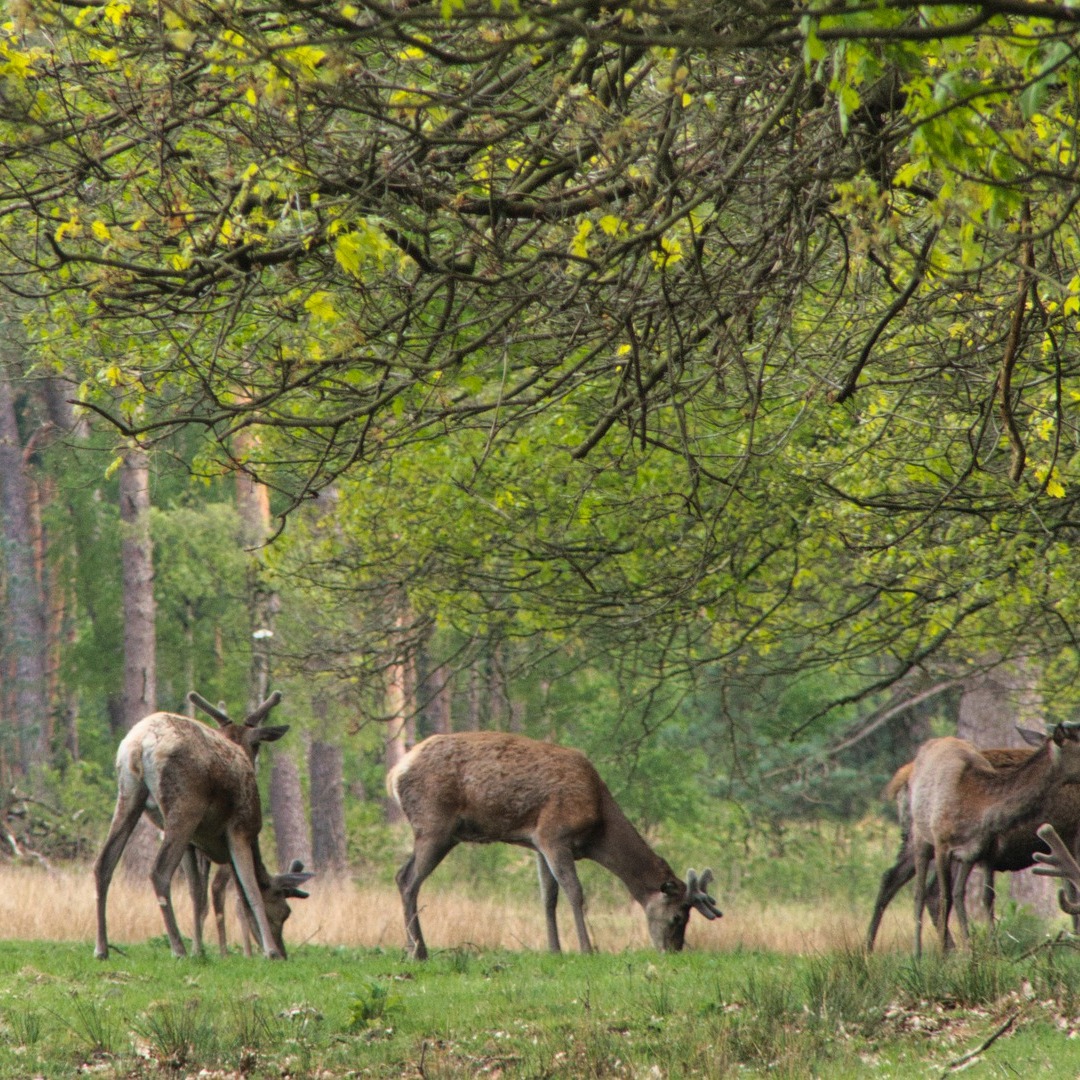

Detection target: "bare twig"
[941, 1009, 1020, 1076]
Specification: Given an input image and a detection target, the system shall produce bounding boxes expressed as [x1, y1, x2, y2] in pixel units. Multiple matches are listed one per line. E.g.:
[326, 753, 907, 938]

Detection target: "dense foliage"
[3, 2, 1080, 829]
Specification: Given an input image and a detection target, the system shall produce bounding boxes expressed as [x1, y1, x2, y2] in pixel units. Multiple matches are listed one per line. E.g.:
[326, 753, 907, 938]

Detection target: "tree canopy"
[4, 1, 1080, 734]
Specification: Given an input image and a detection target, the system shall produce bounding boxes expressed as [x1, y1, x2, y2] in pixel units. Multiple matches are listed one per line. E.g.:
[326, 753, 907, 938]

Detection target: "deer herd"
[92, 691, 1080, 961]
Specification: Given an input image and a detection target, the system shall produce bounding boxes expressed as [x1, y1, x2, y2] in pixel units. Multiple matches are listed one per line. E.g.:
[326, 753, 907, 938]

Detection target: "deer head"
[188, 690, 288, 762]
[239, 858, 315, 959]
[645, 868, 723, 951]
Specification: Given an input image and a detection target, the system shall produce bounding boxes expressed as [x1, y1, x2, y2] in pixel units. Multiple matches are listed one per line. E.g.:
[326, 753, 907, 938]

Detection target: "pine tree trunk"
[118, 446, 159, 876]
[384, 606, 416, 824]
[424, 661, 452, 736]
[270, 751, 312, 869]
[119, 448, 156, 727]
[0, 367, 49, 773]
[309, 739, 347, 874]
[233, 442, 310, 870]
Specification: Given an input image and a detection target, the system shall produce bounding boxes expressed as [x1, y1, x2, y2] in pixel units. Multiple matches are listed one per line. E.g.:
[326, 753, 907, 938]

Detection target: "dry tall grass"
[0, 863, 899, 954]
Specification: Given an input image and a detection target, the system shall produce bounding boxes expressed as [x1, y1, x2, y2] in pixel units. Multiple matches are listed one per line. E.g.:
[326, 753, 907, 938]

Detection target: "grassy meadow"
[4, 819, 1080, 1077]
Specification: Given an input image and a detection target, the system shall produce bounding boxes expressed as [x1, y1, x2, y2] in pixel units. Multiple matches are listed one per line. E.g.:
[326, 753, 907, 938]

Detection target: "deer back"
[389, 731, 605, 842]
[119, 712, 264, 844]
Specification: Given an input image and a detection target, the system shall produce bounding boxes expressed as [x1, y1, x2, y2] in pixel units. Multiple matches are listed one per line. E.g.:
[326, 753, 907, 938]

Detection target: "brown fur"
[866, 746, 1060, 951]
[908, 726, 1080, 957]
[387, 731, 721, 958]
[94, 696, 311, 961]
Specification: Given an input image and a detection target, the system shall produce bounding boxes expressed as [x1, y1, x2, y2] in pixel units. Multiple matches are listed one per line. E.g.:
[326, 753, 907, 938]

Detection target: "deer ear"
[1016, 726, 1047, 746]
[254, 724, 289, 744]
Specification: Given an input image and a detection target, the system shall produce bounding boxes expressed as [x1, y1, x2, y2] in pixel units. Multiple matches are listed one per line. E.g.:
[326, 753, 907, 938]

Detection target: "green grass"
[4, 935, 1080, 1077]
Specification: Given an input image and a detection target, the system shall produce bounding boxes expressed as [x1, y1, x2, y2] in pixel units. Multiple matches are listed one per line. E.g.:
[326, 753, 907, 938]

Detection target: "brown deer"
[181, 693, 311, 958]
[387, 731, 722, 959]
[94, 691, 313, 960]
[908, 723, 1080, 957]
[866, 734, 1080, 951]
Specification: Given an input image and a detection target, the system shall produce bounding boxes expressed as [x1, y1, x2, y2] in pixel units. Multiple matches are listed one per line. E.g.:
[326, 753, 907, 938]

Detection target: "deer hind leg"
[537, 844, 592, 954]
[912, 840, 932, 959]
[951, 859, 976, 950]
[180, 847, 209, 957]
[94, 784, 150, 960]
[866, 842, 915, 952]
[395, 832, 456, 960]
[933, 844, 956, 953]
[536, 853, 562, 953]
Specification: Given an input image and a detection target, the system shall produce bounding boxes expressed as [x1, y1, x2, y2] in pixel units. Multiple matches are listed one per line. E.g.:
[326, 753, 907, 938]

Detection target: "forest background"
[1, 0, 1080, 926]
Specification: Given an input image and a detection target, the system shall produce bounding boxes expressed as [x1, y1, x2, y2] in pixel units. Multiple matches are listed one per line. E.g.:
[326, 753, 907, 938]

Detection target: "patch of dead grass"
[0, 862, 897, 955]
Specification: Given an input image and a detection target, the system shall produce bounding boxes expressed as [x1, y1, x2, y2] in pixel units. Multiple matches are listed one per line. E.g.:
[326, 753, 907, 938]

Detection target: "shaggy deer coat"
[865, 742, 1080, 951]
[908, 724, 1080, 957]
[94, 697, 311, 960]
[387, 731, 721, 959]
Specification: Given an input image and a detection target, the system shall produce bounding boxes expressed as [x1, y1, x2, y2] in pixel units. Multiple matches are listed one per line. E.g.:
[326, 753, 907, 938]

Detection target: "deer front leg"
[211, 864, 238, 957]
[94, 785, 149, 960]
[951, 859, 975, 950]
[226, 834, 281, 960]
[538, 845, 592, 954]
[536, 853, 562, 953]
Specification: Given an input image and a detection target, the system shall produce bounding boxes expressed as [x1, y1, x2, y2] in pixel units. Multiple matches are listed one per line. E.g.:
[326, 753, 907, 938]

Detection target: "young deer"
[865, 735, 1080, 951]
[908, 723, 1080, 957]
[182, 693, 312, 958]
[387, 731, 721, 959]
[94, 691, 312, 960]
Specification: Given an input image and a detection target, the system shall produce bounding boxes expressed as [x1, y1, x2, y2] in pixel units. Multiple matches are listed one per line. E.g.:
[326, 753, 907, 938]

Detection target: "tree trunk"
[465, 661, 482, 732]
[423, 660, 453, 736]
[118, 446, 159, 876]
[956, 662, 1055, 916]
[270, 751, 312, 869]
[119, 447, 156, 727]
[233, 441, 310, 872]
[309, 739, 347, 874]
[384, 607, 416, 824]
[0, 367, 49, 773]
[417, 632, 451, 736]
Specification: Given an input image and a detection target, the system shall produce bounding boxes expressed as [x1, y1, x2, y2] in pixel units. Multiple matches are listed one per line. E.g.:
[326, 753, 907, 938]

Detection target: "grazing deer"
[94, 691, 313, 960]
[908, 723, 1080, 957]
[866, 735, 1080, 951]
[186, 856, 303, 957]
[181, 693, 312, 958]
[387, 731, 722, 959]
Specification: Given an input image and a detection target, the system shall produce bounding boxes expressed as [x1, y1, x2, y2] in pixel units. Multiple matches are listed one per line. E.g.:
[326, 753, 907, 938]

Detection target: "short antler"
[686, 868, 723, 920]
[245, 691, 283, 727]
[1032, 823, 1080, 916]
[188, 691, 231, 726]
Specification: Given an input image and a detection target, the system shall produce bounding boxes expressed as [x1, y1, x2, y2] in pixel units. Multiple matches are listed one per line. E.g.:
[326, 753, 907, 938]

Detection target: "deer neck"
[586, 786, 675, 905]
[981, 741, 1061, 833]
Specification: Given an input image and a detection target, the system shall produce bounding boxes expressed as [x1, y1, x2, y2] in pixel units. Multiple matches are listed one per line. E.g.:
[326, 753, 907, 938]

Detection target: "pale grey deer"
[908, 723, 1080, 957]
[94, 691, 312, 960]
